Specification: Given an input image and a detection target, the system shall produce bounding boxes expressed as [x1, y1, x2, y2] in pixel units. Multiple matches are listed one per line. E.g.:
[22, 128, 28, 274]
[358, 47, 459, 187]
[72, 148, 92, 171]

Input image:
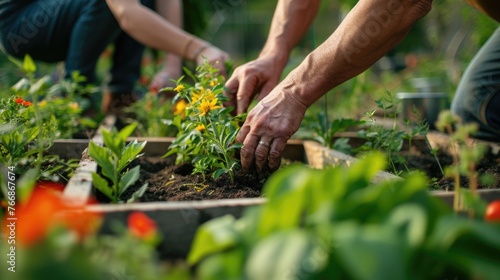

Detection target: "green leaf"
[88, 141, 116, 180]
[259, 165, 313, 236]
[118, 140, 146, 172]
[29, 75, 51, 94]
[119, 165, 140, 195]
[187, 215, 239, 265]
[102, 128, 122, 156]
[212, 168, 227, 180]
[17, 169, 38, 203]
[127, 183, 148, 203]
[23, 54, 37, 73]
[91, 172, 113, 200]
[117, 122, 138, 141]
[332, 222, 408, 280]
[245, 231, 325, 280]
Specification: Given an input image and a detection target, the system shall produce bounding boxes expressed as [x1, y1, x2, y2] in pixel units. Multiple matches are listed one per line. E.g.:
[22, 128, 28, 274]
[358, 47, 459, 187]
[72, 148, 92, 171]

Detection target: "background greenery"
[1, 0, 498, 120]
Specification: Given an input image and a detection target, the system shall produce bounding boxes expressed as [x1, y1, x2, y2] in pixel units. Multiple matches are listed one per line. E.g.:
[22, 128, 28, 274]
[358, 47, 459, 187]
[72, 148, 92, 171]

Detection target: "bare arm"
[237, 0, 433, 171]
[226, 0, 321, 114]
[284, 0, 433, 107]
[105, 0, 228, 63]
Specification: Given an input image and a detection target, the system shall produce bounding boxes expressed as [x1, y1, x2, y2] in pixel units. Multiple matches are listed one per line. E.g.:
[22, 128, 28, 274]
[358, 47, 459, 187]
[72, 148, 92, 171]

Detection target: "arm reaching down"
[225, 0, 321, 114]
[236, 0, 433, 171]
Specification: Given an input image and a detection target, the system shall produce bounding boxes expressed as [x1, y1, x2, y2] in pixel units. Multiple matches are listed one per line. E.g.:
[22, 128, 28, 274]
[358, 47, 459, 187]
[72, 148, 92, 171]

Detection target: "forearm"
[106, 0, 205, 61]
[284, 0, 433, 107]
[260, 0, 321, 67]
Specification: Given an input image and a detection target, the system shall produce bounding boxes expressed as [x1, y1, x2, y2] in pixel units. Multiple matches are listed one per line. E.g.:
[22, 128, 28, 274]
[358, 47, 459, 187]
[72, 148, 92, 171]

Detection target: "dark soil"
[118, 156, 273, 202]
[394, 147, 500, 190]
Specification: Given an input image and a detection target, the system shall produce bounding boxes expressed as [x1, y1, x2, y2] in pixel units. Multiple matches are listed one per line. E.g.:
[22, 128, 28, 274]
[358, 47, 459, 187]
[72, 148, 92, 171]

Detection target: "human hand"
[236, 83, 308, 172]
[196, 46, 230, 78]
[225, 56, 284, 115]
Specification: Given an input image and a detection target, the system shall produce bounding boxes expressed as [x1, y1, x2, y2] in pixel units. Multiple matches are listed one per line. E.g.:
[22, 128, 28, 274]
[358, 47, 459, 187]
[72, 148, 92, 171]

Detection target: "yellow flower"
[191, 87, 215, 104]
[173, 99, 188, 116]
[38, 100, 47, 107]
[69, 102, 79, 110]
[191, 91, 202, 103]
[195, 124, 206, 132]
[209, 79, 219, 87]
[174, 84, 185, 92]
[197, 98, 221, 116]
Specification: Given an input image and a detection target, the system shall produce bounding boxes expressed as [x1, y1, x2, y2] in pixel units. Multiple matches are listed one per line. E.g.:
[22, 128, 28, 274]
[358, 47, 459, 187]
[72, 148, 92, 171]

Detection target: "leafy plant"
[187, 152, 500, 279]
[89, 123, 148, 203]
[301, 111, 365, 152]
[124, 90, 178, 137]
[435, 110, 490, 212]
[163, 60, 244, 182]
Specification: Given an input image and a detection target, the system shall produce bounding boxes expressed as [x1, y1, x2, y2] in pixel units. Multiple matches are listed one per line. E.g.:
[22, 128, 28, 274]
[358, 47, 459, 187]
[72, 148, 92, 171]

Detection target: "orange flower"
[14, 188, 67, 246]
[14, 97, 24, 104]
[9, 188, 101, 246]
[128, 212, 157, 240]
[22, 101, 32, 106]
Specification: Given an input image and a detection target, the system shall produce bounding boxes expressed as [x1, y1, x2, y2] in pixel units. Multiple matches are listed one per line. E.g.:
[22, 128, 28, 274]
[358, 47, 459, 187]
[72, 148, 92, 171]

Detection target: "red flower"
[128, 211, 157, 240]
[22, 101, 32, 106]
[14, 188, 67, 246]
[14, 97, 24, 104]
[6, 188, 102, 247]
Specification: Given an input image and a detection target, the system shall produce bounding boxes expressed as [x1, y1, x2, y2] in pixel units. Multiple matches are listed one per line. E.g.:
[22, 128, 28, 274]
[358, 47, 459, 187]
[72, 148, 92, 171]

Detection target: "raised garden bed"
[307, 131, 500, 205]
[56, 117, 500, 259]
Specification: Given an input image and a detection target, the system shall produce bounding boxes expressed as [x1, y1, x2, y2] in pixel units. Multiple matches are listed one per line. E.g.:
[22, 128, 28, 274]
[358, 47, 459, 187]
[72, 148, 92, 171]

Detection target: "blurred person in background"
[0, 0, 228, 115]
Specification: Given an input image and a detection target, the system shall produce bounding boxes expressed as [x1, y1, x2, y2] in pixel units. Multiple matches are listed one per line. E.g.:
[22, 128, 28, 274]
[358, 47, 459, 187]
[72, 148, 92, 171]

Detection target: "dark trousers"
[451, 26, 500, 141]
[0, 0, 155, 94]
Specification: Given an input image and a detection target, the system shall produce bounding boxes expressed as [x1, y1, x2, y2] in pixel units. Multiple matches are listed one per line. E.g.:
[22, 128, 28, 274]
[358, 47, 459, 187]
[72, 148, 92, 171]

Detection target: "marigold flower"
[10, 188, 102, 246]
[197, 98, 221, 116]
[128, 212, 157, 240]
[173, 99, 188, 117]
[196, 124, 206, 132]
[174, 84, 185, 92]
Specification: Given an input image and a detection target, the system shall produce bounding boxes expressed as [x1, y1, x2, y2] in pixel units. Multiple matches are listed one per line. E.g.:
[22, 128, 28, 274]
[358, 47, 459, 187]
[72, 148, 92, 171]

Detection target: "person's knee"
[485, 93, 500, 131]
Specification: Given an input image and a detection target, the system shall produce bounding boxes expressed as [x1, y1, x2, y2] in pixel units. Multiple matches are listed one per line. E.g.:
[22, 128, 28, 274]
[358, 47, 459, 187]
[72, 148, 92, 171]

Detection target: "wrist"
[258, 45, 290, 72]
[185, 38, 211, 62]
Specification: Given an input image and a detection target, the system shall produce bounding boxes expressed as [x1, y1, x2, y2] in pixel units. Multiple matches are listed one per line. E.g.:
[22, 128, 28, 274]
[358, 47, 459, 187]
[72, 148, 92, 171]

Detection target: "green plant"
[124, 90, 178, 137]
[436, 110, 490, 212]
[187, 152, 500, 279]
[301, 112, 365, 152]
[89, 123, 148, 203]
[163, 60, 244, 182]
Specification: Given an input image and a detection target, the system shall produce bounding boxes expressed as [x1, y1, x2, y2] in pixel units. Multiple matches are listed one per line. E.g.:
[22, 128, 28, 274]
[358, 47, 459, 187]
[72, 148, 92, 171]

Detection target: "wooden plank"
[303, 140, 401, 184]
[62, 115, 115, 205]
